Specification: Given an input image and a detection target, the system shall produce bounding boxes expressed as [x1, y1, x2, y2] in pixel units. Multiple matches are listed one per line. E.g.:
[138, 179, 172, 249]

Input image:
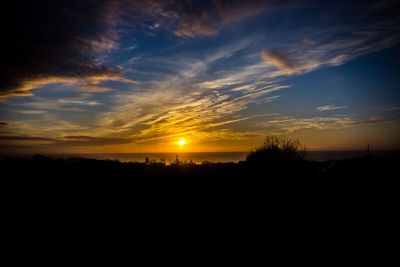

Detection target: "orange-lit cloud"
[0, 72, 136, 100]
[261, 49, 298, 74]
[317, 105, 347, 112]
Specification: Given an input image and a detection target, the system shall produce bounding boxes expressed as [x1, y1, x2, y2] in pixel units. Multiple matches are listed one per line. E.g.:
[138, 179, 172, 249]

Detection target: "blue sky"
[0, 0, 399, 153]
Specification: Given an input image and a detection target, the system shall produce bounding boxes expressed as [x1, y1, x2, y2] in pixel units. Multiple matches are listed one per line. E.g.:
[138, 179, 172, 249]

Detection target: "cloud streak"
[0, 72, 136, 100]
[257, 115, 395, 134]
[317, 105, 347, 112]
[261, 49, 298, 74]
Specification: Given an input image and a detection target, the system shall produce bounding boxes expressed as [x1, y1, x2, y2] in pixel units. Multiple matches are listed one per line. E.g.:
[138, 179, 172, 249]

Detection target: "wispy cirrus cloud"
[57, 136, 132, 146]
[8, 97, 99, 114]
[102, 85, 282, 144]
[257, 115, 395, 134]
[259, 27, 400, 78]
[255, 1, 400, 77]
[1, 120, 91, 139]
[101, 43, 286, 144]
[317, 105, 347, 112]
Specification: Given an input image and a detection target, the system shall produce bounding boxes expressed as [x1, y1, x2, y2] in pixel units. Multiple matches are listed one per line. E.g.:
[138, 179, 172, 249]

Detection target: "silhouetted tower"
[367, 143, 370, 156]
[175, 154, 179, 165]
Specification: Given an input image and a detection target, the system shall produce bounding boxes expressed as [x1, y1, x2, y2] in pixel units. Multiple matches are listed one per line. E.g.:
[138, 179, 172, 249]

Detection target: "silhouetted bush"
[246, 135, 306, 163]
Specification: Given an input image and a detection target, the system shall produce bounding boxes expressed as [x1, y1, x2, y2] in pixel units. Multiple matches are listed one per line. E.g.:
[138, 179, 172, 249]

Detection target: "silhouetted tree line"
[2, 136, 399, 265]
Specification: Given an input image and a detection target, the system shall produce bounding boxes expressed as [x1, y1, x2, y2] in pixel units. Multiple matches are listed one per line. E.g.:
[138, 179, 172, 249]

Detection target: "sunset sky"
[0, 0, 399, 154]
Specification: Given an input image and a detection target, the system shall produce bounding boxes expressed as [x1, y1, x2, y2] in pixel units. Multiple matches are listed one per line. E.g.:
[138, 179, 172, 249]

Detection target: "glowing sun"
[178, 139, 186, 147]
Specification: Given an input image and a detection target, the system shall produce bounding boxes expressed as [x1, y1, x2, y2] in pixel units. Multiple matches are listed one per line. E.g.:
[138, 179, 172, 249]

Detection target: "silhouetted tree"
[246, 135, 306, 163]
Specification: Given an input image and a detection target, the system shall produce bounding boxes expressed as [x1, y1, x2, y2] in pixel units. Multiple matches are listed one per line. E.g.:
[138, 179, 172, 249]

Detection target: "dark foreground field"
[2, 154, 399, 265]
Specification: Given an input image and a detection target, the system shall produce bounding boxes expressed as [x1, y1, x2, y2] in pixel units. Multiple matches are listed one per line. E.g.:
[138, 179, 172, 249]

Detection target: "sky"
[0, 0, 399, 154]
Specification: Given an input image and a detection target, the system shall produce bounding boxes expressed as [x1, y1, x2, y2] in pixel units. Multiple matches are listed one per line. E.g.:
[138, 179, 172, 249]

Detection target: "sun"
[178, 139, 186, 147]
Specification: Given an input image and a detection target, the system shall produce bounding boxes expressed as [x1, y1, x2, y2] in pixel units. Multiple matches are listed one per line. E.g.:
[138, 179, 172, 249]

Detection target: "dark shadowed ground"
[2, 153, 399, 265]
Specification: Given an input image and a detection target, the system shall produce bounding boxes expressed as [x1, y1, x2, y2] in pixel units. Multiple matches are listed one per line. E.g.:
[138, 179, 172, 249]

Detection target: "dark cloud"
[172, 0, 268, 37]
[261, 49, 298, 73]
[0, 122, 9, 127]
[0, 136, 55, 141]
[0, 0, 119, 97]
[124, 0, 269, 38]
[0, 144, 38, 154]
[61, 135, 132, 146]
[0, 135, 131, 148]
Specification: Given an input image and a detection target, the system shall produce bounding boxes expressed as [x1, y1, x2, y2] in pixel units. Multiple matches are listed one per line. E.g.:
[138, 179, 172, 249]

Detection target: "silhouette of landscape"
[3, 136, 399, 265]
